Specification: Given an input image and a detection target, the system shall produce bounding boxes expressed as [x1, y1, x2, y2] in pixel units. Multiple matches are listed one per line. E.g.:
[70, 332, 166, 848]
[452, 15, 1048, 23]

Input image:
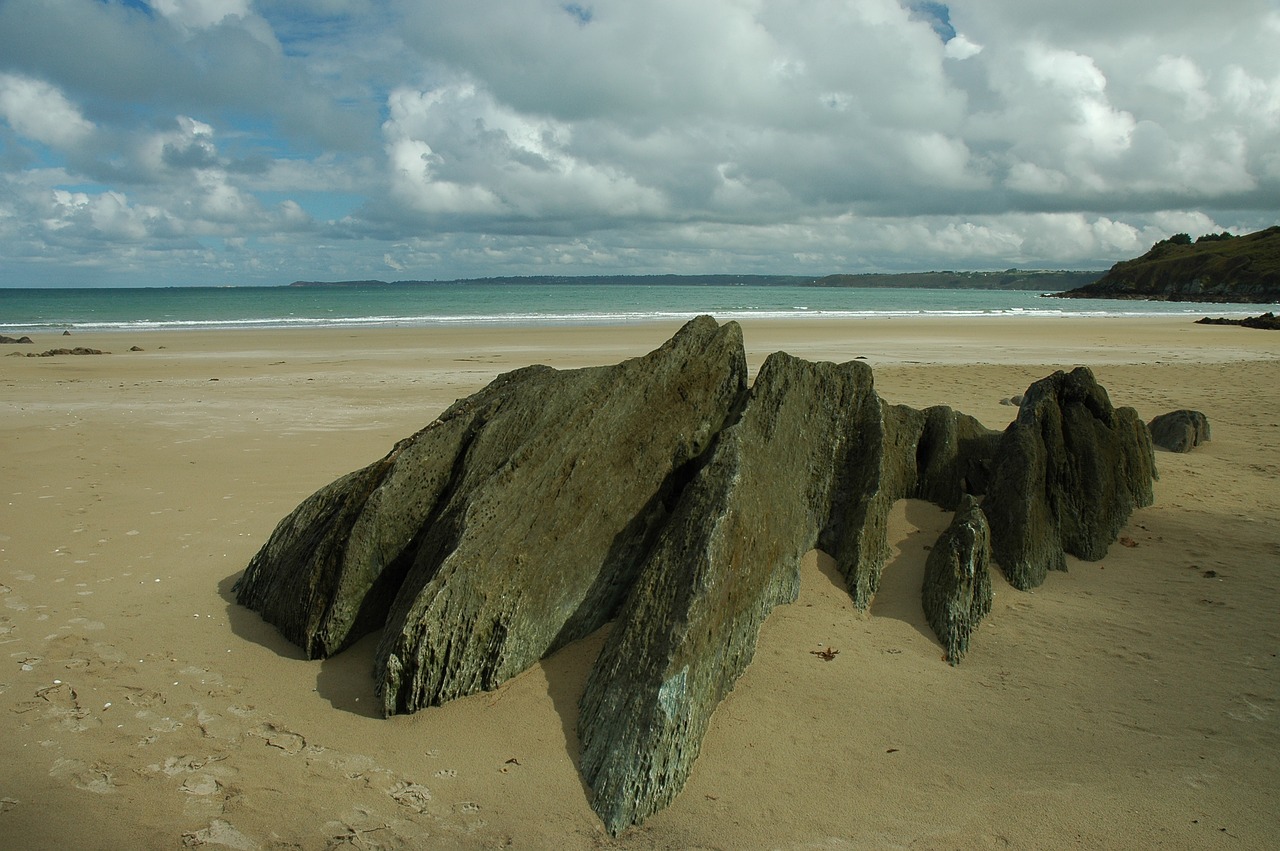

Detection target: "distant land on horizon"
[1056, 225, 1280, 303]
[289, 270, 1103, 290]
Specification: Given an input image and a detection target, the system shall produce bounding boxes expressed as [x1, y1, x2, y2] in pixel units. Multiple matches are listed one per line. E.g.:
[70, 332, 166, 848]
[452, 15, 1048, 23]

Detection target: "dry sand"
[2, 316, 1278, 849]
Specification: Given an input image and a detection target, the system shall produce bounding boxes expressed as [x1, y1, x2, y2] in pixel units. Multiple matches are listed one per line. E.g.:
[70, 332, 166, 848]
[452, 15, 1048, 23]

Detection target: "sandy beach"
[2, 316, 1278, 849]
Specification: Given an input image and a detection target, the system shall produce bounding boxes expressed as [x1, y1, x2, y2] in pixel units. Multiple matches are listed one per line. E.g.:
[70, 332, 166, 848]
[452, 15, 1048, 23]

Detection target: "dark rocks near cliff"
[234, 318, 1161, 835]
[1148, 410, 1210, 453]
[7, 347, 109, 357]
[1197, 313, 1280, 330]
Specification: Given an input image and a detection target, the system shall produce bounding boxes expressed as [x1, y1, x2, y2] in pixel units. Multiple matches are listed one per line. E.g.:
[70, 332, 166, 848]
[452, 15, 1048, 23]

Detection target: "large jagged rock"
[982, 367, 1157, 590]
[578, 351, 891, 834]
[234, 318, 1164, 837]
[374, 318, 746, 713]
[922, 495, 993, 665]
[236, 316, 746, 707]
[1148, 409, 1210, 453]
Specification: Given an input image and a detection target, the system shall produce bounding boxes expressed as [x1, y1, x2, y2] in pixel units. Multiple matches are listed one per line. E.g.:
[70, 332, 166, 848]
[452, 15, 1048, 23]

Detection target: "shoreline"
[2, 316, 1278, 848]
[6, 315, 1280, 374]
[4, 303, 1278, 337]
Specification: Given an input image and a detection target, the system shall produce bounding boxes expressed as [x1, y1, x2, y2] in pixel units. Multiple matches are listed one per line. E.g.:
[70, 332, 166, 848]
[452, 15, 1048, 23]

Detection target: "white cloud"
[0, 0, 1278, 285]
[1220, 65, 1280, 128]
[0, 73, 95, 149]
[381, 82, 666, 220]
[1148, 56, 1212, 121]
[152, 0, 252, 30]
[944, 34, 983, 61]
[43, 189, 166, 242]
[1025, 44, 1107, 95]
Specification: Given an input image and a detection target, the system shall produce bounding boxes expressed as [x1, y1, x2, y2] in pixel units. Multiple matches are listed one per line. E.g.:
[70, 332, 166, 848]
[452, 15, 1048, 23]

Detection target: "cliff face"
[1056, 226, 1280, 303]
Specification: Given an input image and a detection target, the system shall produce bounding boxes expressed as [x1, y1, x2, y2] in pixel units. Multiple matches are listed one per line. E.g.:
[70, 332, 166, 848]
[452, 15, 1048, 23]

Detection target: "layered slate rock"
[982, 367, 1157, 590]
[1148, 409, 1211, 453]
[893, 404, 1001, 510]
[236, 316, 746, 700]
[922, 495, 993, 665]
[235, 319, 1165, 837]
[374, 319, 746, 713]
[578, 352, 891, 834]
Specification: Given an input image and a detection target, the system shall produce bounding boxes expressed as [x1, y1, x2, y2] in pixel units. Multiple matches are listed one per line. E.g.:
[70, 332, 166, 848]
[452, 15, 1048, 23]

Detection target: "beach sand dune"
[2, 318, 1277, 848]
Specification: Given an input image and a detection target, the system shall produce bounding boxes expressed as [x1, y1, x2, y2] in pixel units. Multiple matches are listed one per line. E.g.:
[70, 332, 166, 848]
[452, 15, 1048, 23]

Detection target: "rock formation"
[982, 367, 1157, 590]
[1196, 313, 1280, 330]
[922, 495, 993, 665]
[1148, 410, 1211, 453]
[11, 347, 109, 357]
[236, 315, 746, 712]
[234, 318, 1161, 835]
[579, 352, 889, 833]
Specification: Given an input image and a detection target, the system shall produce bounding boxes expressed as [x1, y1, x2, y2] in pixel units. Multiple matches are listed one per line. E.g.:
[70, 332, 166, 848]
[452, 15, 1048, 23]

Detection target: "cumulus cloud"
[152, 0, 252, 30]
[0, 73, 95, 149]
[380, 82, 666, 222]
[0, 0, 1277, 285]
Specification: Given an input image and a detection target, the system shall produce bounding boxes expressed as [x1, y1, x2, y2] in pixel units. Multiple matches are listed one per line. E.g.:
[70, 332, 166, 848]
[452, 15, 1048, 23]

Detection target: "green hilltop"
[1056, 226, 1280, 304]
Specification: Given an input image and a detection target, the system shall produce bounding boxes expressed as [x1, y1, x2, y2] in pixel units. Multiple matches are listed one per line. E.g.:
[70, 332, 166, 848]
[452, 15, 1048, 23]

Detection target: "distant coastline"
[288, 270, 1103, 291]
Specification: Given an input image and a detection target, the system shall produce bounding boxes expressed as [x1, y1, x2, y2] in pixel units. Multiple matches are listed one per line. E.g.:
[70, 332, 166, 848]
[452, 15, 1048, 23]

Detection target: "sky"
[1, 1, 1278, 287]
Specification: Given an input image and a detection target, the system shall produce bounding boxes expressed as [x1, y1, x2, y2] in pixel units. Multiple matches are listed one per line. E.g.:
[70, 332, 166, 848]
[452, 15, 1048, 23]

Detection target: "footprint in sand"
[180, 774, 224, 797]
[49, 757, 117, 794]
[145, 714, 185, 734]
[124, 686, 167, 708]
[433, 768, 458, 779]
[33, 681, 102, 732]
[180, 818, 256, 850]
[147, 754, 228, 777]
[252, 722, 306, 754]
[388, 781, 433, 813]
[193, 705, 243, 742]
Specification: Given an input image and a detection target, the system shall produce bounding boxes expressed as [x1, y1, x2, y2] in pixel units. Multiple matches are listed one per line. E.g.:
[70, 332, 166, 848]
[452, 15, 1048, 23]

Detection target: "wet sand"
[2, 316, 1278, 848]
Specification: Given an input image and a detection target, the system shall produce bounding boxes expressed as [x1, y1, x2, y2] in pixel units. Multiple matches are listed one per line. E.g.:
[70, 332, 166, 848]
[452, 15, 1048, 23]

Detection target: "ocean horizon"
[2, 282, 1275, 334]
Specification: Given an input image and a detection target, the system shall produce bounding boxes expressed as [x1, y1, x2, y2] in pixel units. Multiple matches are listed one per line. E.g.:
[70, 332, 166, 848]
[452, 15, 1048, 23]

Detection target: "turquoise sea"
[1, 283, 1274, 334]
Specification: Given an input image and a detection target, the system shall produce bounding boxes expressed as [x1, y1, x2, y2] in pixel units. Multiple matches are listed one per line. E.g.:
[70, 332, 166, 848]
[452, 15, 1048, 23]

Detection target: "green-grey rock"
[235, 316, 746, 694]
[922, 494, 993, 665]
[1148, 409, 1210, 453]
[982, 367, 1157, 590]
[578, 352, 890, 835]
[233, 410, 484, 658]
[375, 317, 745, 713]
[233, 321, 1165, 838]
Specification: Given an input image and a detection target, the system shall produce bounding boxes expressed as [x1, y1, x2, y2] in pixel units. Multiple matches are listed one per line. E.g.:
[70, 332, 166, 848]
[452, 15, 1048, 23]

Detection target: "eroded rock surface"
[579, 352, 888, 834]
[982, 367, 1157, 590]
[235, 319, 1163, 836]
[236, 316, 745, 692]
[1148, 409, 1211, 453]
[922, 495, 993, 665]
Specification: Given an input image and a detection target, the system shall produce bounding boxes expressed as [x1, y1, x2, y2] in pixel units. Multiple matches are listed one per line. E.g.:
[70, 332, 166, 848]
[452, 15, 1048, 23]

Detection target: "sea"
[1, 283, 1274, 334]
